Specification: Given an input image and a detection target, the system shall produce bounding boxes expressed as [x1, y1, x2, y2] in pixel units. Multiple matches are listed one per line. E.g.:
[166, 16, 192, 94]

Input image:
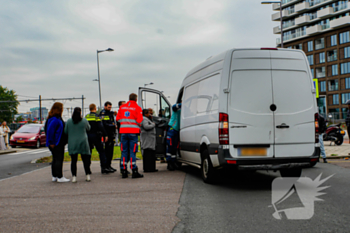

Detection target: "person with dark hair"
[116, 93, 144, 178]
[99, 101, 118, 172]
[140, 109, 158, 172]
[86, 103, 111, 174]
[64, 107, 91, 182]
[46, 102, 70, 182]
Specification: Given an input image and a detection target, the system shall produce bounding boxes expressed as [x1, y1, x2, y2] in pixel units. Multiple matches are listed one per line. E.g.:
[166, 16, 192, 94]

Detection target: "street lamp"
[143, 82, 154, 108]
[95, 48, 114, 109]
[262, 1, 283, 48]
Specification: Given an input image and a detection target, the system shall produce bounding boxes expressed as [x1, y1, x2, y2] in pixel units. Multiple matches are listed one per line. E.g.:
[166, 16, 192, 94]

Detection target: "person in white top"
[0, 121, 10, 149]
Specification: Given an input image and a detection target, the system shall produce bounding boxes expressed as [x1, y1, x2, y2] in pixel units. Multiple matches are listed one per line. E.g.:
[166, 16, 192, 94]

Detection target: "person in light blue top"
[166, 103, 181, 171]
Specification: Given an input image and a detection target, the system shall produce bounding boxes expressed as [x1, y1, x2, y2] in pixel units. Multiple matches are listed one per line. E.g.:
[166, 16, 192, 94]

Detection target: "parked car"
[9, 124, 46, 149]
[139, 48, 320, 183]
[8, 123, 25, 138]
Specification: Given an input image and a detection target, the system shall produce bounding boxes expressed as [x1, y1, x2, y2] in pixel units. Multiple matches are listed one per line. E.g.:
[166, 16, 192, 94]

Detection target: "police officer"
[85, 104, 111, 174]
[116, 93, 144, 179]
[99, 101, 117, 172]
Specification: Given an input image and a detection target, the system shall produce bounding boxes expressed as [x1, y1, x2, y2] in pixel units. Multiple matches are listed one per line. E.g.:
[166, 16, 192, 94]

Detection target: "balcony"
[274, 26, 281, 34]
[281, 0, 303, 8]
[309, 0, 332, 8]
[295, 2, 310, 13]
[333, 3, 348, 13]
[306, 25, 322, 35]
[272, 3, 280, 11]
[272, 10, 289, 21]
[317, 7, 334, 19]
[330, 15, 350, 29]
[295, 15, 310, 25]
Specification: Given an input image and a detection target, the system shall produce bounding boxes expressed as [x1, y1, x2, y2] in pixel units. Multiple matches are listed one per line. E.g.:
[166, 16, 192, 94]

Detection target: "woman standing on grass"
[46, 102, 70, 183]
[64, 107, 91, 183]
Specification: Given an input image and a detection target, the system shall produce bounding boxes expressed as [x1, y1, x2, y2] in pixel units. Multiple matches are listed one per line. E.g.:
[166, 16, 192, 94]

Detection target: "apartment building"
[270, 0, 350, 120]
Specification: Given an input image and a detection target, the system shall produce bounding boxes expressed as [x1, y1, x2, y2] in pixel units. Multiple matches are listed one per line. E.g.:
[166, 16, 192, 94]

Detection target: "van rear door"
[270, 50, 315, 158]
[228, 50, 275, 158]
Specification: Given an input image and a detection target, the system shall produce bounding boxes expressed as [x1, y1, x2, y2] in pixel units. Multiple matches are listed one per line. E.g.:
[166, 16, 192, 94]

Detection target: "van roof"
[184, 48, 303, 79]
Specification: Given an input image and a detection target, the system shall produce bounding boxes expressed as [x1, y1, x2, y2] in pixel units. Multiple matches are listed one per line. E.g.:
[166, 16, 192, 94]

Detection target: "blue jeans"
[120, 134, 138, 170]
[319, 133, 326, 159]
[166, 128, 179, 162]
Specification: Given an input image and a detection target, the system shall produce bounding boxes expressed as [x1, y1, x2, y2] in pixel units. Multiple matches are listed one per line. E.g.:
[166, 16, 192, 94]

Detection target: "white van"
[139, 48, 320, 183]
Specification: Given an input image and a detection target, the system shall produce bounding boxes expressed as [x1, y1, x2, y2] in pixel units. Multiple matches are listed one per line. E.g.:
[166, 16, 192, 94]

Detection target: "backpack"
[318, 114, 327, 134]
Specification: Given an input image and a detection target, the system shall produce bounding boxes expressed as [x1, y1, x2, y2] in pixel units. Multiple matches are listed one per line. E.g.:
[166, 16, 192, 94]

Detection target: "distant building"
[30, 107, 48, 120]
[14, 112, 32, 121]
[268, 0, 350, 120]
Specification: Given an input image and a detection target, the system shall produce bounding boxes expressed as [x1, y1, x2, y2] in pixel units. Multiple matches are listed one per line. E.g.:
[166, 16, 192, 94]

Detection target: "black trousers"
[88, 133, 107, 168]
[105, 136, 115, 167]
[49, 144, 65, 178]
[143, 149, 156, 172]
[70, 154, 91, 176]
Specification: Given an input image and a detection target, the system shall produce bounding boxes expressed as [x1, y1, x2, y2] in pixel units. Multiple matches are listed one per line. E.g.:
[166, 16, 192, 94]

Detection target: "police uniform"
[85, 112, 110, 173]
[99, 109, 117, 170]
[116, 100, 144, 178]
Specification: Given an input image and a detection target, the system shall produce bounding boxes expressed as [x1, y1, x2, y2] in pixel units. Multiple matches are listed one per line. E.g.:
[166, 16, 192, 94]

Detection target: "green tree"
[15, 115, 23, 123]
[0, 86, 19, 123]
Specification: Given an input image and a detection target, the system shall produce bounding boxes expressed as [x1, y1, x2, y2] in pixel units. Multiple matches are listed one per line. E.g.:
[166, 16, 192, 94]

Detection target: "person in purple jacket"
[45, 102, 70, 183]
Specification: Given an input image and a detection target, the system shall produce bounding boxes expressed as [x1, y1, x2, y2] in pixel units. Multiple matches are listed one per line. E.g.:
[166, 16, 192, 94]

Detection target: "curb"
[326, 155, 350, 159]
[0, 150, 17, 155]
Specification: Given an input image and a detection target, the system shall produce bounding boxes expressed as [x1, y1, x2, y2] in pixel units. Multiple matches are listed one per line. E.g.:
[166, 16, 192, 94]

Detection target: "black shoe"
[107, 167, 116, 173]
[323, 158, 328, 163]
[121, 169, 128, 179]
[167, 161, 175, 171]
[109, 166, 117, 172]
[101, 168, 111, 174]
[132, 168, 144, 178]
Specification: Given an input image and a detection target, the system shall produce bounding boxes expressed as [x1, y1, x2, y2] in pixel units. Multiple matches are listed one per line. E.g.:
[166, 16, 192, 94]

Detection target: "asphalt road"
[0, 147, 65, 180]
[173, 163, 350, 233]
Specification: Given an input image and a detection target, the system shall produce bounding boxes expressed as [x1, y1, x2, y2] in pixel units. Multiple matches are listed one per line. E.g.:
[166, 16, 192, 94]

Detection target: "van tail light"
[315, 113, 319, 143]
[219, 113, 229, 145]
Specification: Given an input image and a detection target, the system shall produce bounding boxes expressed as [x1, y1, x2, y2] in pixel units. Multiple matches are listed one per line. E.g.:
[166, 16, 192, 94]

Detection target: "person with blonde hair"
[46, 102, 70, 183]
[0, 121, 10, 149]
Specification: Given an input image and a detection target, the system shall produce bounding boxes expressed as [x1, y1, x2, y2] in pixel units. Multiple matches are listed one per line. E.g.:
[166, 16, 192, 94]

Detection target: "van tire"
[280, 168, 302, 178]
[201, 149, 217, 184]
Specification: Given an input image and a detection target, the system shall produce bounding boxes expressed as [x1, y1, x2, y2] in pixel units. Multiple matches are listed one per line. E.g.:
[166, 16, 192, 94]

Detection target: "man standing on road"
[100, 101, 117, 172]
[116, 93, 144, 179]
[86, 104, 112, 174]
[346, 100, 350, 144]
[318, 113, 327, 163]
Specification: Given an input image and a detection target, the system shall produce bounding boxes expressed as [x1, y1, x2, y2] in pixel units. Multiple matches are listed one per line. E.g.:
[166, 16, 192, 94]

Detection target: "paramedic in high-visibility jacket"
[116, 93, 144, 179]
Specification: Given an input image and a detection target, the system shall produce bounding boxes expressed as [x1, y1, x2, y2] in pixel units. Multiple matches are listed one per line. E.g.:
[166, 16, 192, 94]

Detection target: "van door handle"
[276, 124, 289, 129]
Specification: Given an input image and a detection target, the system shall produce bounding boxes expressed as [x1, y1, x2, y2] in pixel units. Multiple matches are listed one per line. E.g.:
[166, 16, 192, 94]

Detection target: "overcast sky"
[1, 0, 278, 118]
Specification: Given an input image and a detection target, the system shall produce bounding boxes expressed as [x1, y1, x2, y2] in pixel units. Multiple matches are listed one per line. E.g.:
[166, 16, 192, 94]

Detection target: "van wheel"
[280, 168, 302, 178]
[201, 149, 217, 184]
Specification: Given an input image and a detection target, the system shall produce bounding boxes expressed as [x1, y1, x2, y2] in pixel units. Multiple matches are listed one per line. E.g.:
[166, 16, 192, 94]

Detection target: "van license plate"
[239, 148, 267, 156]
[17, 140, 25, 143]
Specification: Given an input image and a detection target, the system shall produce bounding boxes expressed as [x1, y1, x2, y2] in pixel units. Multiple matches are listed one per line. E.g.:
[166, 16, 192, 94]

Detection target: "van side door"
[138, 87, 172, 156]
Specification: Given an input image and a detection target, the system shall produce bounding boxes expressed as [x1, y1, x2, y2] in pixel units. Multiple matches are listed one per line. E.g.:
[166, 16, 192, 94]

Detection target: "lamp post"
[143, 82, 154, 108]
[262, 1, 283, 48]
[94, 48, 114, 109]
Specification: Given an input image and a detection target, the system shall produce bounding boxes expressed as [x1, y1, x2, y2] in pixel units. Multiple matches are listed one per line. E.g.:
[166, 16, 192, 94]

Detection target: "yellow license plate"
[17, 140, 25, 143]
[239, 148, 267, 156]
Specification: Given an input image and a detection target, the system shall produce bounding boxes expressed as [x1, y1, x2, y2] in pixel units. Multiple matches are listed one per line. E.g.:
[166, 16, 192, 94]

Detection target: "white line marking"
[28, 149, 50, 154]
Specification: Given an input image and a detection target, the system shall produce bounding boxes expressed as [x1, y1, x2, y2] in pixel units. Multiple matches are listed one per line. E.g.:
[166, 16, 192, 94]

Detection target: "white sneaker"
[52, 177, 58, 182]
[72, 176, 77, 183]
[86, 174, 91, 182]
[57, 177, 70, 183]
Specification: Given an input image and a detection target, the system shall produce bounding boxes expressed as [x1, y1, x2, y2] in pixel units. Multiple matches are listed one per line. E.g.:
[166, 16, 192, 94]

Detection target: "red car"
[10, 124, 46, 149]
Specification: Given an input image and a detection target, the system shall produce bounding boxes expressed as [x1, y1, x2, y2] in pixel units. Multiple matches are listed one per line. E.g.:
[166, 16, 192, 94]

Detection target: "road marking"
[11, 151, 35, 155]
[28, 149, 50, 154]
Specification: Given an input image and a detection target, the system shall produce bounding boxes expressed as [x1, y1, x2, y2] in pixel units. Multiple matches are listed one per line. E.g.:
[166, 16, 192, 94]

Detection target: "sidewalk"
[0, 149, 17, 155]
[0, 162, 185, 233]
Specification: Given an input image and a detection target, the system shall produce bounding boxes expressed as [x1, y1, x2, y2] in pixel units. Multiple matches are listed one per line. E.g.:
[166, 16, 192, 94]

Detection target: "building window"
[342, 93, 350, 104]
[315, 38, 325, 50]
[340, 31, 350, 44]
[329, 108, 340, 119]
[328, 79, 339, 91]
[307, 41, 313, 52]
[320, 81, 326, 92]
[311, 68, 314, 78]
[332, 64, 338, 76]
[327, 50, 337, 62]
[331, 34, 337, 46]
[316, 67, 326, 78]
[345, 46, 350, 59]
[294, 43, 302, 50]
[341, 62, 350, 74]
[333, 94, 339, 105]
[307, 55, 314, 65]
[346, 78, 350, 89]
[319, 52, 325, 63]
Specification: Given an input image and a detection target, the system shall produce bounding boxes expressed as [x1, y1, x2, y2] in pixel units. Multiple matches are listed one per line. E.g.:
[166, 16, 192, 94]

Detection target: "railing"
[328, 54, 337, 62]
[334, 3, 348, 12]
[316, 71, 326, 78]
[310, 13, 318, 20]
[282, 0, 296, 5]
[283, 21, 295, 28]
[321, 23, 330, 30]
[315, 43, 325, 50]
[329, 85, 339, 91]
[309, 0, 328, 7]
[276, 30, 306, 44]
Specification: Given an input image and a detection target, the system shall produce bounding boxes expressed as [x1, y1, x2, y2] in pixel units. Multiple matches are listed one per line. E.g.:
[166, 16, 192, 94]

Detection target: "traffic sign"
[313, 79, 319, 98]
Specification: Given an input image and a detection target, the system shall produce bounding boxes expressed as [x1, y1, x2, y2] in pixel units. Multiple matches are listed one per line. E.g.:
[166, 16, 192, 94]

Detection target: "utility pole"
[39, 95, 42, 123]
[82, 95, 84, 116]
